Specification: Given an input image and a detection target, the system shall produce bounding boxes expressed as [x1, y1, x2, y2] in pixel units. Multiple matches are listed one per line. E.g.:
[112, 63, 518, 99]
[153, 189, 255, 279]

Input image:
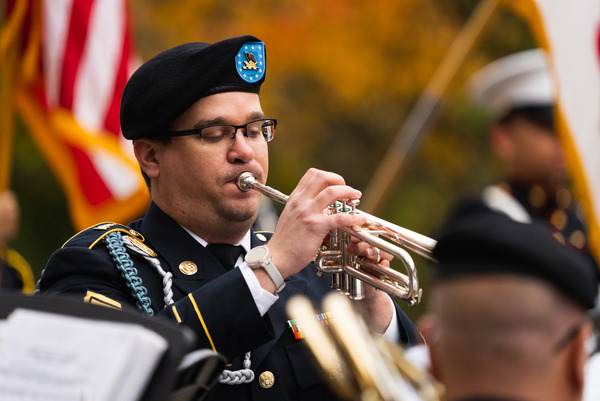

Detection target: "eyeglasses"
[168, 119, 277, 148]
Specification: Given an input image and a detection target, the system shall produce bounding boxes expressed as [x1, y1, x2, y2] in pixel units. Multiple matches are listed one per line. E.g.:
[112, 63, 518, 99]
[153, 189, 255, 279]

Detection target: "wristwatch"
[245, 245, 286, 293]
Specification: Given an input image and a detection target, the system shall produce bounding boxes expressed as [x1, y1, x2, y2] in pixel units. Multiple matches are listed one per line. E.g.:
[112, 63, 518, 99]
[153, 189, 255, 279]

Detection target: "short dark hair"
[498, 105, 554, 131]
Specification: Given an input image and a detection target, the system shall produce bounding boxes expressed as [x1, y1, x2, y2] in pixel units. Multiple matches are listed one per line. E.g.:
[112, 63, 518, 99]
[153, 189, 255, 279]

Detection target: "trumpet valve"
[347, 275, 365, 300]
[348, 199, 360, 213]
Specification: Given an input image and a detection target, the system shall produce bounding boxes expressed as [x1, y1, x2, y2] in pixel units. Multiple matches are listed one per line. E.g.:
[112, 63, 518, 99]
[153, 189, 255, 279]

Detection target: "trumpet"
[237, 172, 436, 306]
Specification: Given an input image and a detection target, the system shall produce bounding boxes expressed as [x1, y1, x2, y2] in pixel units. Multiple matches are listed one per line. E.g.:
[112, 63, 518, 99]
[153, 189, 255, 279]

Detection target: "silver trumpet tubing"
[287, 293, 443, 401]
[237, 172, 437, 306]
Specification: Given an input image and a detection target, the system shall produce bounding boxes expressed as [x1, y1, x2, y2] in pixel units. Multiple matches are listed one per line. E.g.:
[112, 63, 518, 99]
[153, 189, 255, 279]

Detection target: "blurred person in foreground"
[37, 35, 420, 400]
[423, 209, 598, 401]
[0, 190, 35, 293]
[466, 48, 596, 268]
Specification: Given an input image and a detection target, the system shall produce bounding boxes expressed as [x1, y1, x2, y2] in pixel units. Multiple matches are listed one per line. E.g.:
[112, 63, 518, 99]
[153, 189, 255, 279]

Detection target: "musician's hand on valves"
[346, 240, 395, 334]
[262, 169, 366, 289]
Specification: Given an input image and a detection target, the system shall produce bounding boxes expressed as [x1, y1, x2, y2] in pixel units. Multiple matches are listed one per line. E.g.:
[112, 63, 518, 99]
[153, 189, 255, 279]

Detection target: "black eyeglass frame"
[167, 118, 277, 147]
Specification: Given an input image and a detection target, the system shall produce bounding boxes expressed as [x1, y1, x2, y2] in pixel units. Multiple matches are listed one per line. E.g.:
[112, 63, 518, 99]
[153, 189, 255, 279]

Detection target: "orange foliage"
[131, 0, 461, 107]
[128, 2, 534, 226]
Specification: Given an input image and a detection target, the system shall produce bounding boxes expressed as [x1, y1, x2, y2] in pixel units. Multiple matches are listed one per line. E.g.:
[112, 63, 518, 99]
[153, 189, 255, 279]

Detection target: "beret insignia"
[236, 42, 265, 83]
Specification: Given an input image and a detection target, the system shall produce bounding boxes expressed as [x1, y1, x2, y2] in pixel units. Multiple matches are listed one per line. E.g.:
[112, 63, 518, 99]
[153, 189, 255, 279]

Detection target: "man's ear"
[490, 124, 515, 163]
[569, 321, 593, 396]
[133, 138, 160, 179]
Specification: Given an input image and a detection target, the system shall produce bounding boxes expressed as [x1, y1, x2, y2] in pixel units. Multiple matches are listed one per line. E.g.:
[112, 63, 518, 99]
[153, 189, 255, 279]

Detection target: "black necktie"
[206, 244, 245, 271]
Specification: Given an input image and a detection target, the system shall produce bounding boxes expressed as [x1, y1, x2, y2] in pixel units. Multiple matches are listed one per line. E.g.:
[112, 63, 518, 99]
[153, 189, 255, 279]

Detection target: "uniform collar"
[181, 226, 252, 254]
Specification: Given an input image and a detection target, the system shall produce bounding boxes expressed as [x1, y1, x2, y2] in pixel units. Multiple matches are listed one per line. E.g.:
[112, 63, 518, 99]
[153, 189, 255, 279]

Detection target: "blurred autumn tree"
[8, 0, 535, 318]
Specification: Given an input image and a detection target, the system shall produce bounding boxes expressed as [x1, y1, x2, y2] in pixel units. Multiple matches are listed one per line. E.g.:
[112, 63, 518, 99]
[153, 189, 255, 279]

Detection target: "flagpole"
[0, 48, 16, 191]
[0, 3, 27, 191]
[361, 0, 499, 214]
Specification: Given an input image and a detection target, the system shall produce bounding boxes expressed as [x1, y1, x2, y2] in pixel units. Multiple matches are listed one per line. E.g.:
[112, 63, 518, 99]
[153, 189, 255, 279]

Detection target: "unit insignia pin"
[179, 261, 198, 275]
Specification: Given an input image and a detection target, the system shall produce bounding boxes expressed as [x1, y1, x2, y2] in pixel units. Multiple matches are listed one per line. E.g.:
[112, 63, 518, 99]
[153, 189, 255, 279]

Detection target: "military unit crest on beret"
[236, 42, 265, 83]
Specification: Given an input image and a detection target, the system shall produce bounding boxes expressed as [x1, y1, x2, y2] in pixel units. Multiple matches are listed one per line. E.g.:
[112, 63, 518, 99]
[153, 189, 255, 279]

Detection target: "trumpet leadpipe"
[237, 171, 436, 260]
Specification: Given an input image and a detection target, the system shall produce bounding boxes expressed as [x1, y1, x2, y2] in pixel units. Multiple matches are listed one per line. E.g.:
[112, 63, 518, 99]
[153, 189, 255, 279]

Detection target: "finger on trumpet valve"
[374, 247, 381, 263]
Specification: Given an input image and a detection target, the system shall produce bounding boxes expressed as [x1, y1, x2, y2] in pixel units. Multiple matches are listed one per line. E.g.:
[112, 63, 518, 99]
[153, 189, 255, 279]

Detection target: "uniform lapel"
[139, 203, 226, 295]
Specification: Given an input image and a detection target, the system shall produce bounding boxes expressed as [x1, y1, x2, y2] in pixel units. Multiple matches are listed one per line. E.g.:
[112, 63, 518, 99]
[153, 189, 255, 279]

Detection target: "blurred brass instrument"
[287, 293, 442, 401]
[237, 172, 437, 306]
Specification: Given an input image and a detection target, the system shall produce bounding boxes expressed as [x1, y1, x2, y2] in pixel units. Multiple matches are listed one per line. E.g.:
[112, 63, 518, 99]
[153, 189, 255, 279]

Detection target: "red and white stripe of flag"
[8, 0, 149, 229]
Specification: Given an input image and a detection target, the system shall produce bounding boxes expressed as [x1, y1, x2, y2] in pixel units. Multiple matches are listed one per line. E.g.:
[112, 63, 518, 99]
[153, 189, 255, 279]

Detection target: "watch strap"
[261, 257, 286, 293]
[246, 245, 286, 293]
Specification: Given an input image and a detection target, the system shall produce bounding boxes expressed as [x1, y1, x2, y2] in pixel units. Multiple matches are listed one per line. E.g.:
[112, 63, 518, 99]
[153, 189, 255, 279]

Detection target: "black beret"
[120, 35, 266, 140]
[433, 210, 598, 310]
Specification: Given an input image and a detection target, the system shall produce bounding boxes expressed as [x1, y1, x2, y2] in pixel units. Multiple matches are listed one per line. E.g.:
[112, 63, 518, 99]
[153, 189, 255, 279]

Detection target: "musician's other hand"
[346, 241, 395, 334]
[345, 240, 393, 264]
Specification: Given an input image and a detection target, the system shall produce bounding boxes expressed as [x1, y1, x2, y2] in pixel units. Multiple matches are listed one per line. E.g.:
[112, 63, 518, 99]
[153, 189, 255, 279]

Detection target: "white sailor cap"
[468, 48, 554, 118]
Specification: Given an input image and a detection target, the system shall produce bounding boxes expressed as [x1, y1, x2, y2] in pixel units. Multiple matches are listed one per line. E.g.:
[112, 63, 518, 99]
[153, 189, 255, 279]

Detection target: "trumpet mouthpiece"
[237, 172, 256, 192]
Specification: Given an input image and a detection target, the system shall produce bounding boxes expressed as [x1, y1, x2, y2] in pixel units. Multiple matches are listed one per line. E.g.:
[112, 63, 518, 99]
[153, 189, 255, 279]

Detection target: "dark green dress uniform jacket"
[38, 202, 421, 401]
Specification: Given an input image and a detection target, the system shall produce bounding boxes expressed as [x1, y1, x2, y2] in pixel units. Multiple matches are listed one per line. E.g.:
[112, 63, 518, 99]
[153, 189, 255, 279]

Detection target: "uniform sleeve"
[394, 301, 423, 346]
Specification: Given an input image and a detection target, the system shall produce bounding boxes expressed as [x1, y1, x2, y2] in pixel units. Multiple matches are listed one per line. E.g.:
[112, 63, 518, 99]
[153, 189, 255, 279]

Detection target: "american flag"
[1, 0, 149, 230]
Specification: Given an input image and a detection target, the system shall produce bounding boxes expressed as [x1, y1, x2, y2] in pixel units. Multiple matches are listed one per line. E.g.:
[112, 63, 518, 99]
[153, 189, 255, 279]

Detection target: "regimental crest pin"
[235, 42, 265, 83]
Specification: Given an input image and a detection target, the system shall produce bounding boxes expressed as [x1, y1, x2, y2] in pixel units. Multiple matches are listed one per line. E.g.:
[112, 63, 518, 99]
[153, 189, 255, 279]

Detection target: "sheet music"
[0, 308, 168, 401]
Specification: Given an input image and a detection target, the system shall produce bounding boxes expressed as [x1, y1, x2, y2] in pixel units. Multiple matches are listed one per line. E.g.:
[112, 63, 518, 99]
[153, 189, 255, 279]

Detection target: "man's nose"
[228, 130, 255, 161]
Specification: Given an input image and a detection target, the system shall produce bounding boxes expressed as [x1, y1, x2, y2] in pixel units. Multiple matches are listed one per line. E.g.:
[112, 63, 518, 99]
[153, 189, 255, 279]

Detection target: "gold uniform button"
[179, 261, 198, 275]
[529, 186, 547, 209]
[550, 209, 568, 231]
[256, 233, 268, 242]
[569, 230, 586, 249]
[258, 371, 275, 388]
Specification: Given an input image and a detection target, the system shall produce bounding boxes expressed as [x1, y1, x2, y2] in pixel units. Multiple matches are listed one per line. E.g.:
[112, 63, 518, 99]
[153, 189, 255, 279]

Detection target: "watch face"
[250, 246, 269, 262]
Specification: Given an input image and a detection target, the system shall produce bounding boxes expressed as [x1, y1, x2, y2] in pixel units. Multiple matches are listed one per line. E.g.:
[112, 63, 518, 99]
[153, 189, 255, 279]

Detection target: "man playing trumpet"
[38, 35, 420, 400]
